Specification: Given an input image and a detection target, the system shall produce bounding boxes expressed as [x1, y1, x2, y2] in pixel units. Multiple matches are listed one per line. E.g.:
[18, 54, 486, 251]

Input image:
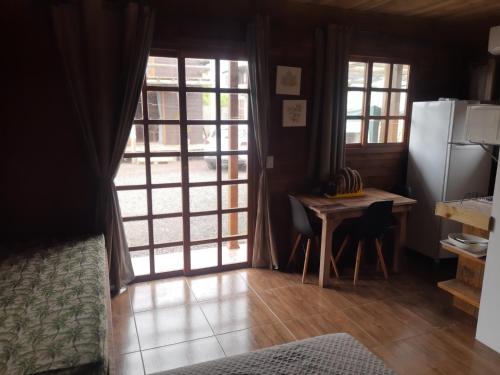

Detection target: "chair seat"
[288, 195, 339, 283]
[335, 201, 393, 284]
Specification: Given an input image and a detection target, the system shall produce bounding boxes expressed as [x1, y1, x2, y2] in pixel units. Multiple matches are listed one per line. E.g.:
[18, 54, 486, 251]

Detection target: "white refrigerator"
[406, 100, 492, 260]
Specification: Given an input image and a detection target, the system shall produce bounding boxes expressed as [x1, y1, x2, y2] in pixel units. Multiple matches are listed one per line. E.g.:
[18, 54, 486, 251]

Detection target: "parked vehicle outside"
[204, 126, 248, 170]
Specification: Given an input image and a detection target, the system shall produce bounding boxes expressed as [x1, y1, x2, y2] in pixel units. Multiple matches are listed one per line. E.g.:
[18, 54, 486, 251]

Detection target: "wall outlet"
[266, 155, 274, 169]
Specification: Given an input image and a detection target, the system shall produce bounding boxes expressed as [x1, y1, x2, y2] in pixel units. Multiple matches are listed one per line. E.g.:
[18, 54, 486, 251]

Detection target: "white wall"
[477, 161, 500, 353]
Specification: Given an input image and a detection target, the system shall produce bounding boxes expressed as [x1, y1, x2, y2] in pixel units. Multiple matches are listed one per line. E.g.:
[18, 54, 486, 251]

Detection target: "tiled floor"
[112, 268, 500, 375]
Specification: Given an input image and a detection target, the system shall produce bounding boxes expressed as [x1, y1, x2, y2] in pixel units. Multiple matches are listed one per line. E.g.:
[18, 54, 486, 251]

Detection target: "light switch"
[266, 155, 274, 169]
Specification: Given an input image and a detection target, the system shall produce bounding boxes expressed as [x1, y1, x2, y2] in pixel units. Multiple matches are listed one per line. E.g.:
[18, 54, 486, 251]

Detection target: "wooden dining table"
[295, 188, 417, 288]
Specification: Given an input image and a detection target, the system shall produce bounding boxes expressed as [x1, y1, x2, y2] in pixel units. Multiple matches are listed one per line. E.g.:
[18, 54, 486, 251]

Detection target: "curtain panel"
[307, 25, 351, 183]
[52, 0, 155, 290]
[247, 15, 279, 269]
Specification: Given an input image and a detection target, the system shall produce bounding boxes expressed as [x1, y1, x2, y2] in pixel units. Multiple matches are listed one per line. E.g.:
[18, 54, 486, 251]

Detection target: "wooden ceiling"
[292, 0, 500, 20]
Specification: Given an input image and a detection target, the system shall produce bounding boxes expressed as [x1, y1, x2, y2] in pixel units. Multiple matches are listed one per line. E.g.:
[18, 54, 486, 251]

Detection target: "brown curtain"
[308, 25, 351, 183]
[52, 0, 155, 290]
[247, 15, 279, 269]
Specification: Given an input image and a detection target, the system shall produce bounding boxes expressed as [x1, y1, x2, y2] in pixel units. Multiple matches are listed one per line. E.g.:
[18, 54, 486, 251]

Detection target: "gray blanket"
[160, 333, 394, 375]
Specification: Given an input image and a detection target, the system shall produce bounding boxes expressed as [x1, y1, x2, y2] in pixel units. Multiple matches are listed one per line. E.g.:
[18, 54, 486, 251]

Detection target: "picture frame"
[282, 100, 307, 127]
[276, 66, 301, 95]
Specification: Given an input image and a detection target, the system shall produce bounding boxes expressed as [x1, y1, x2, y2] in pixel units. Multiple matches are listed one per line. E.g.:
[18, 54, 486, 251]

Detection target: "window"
[115, 55, 252, 280]
[346, 59, 411, 145]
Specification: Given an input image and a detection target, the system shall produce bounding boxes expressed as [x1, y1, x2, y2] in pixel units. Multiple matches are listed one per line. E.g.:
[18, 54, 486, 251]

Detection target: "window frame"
[346, 56, 412, 148]
[115, 49, 255, 282]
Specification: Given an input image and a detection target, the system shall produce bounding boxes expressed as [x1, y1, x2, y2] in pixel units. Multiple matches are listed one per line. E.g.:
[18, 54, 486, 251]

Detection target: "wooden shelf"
[435, 200, 491, 231]
[440, 240, 486, 265]
[438, 279, 481, 308]
[435, 199, 488, 317]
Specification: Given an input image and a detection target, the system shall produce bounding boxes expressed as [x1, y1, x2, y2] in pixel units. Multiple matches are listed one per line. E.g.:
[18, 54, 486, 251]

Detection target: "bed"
[161, 333, 394, 375]
[0, 235, 111, 374]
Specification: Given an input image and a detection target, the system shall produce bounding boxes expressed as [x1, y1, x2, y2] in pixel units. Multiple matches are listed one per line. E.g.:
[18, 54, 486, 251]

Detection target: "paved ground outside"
[115, 157, 249, 273]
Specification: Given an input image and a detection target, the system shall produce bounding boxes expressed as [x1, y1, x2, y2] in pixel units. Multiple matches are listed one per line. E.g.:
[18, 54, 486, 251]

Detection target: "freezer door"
[445, 145, 491, 200]
[406, 101, 454, 259]
[439, 144, 492, 256]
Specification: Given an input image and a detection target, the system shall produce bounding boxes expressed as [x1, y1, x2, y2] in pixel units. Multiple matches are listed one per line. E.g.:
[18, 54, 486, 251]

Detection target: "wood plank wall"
[3, 0, 491, 263]
[264, 23, 469, 264]
[2, 2, 97, 241]
[346, 148, 408, 191]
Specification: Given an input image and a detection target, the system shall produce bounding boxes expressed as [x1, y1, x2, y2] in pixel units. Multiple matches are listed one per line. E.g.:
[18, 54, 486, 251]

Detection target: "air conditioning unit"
[466, 105, 500, 145]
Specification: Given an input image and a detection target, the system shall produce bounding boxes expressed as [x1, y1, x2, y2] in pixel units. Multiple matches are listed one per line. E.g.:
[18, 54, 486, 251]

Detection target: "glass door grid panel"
[115, 55, 251, 280]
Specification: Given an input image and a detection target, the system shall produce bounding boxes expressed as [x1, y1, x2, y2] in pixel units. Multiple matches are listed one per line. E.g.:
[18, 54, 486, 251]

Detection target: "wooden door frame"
[117, 49, 255, 282]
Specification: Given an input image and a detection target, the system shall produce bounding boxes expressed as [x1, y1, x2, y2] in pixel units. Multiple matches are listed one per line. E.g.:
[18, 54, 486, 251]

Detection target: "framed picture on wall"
[276, 66, 301, 95]
[283, 100, 307, 127]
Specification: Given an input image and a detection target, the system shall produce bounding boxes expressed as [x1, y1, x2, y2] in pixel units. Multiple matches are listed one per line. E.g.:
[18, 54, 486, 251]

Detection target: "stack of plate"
[334, 167, 363, 195]
[447, 233, 488, 255]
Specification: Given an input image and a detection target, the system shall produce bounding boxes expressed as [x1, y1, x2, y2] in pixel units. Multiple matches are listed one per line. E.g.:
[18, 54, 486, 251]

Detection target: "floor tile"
[443, 316, 480, 345]
[129, 278, 196, 313]
[238, 268, 301, 292]
[283, 312, 380, 349]
[340, 300, 431, 345]
[367, 298, 435, 332]
[371, 342, 443, 375]
[112, 289, 133, 317]
[187, 272, 250, 302]
[111, 268, 500, 375]
[390, 289, 466, 328]
[142, 337, 225, 374]
[372, 326, 498, 375]
[113, 313, 140, 354]
[117, 351, 144, 375]
[135, 304, 213, 350]
[327, 278, 403, 306]
[217, 322, 294, 356]
[200, 292, 278, 335]
[436, 325, 500, 373]
[258, 284, 346, 321]
[311, 285, 357, 310]
[387, 273, 435, 295]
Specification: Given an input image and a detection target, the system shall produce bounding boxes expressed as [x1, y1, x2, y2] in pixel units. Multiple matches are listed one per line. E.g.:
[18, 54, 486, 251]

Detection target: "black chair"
[335, 200, 394, 285]
[287, 195, 339, 283]
[392, 185, 413, 199]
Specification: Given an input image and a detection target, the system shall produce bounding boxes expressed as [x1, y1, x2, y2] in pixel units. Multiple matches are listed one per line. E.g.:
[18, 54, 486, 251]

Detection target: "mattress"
[0, 235, 110, 374]
[161, 333, 394, 375]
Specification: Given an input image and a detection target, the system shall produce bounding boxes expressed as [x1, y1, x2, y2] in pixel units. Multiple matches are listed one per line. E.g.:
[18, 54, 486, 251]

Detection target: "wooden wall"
[248, 2, 473, 264]
[1, 2, 97, 241]
[2, 0, 493, 264]
[345, 30, 466, 191]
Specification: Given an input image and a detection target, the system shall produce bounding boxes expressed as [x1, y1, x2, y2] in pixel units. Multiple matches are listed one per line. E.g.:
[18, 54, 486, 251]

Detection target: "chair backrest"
[288, 195, 315, 237]
[356, 200, 394, 239]
[392, 184, 413, 199]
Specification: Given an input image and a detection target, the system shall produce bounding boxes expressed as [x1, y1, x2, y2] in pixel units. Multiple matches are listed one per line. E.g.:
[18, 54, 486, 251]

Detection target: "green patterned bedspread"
[0, 235, 109, 374]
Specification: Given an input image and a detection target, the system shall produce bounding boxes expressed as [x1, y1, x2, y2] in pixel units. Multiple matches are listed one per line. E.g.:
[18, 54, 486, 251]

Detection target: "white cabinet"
[466, 105, 500, 145]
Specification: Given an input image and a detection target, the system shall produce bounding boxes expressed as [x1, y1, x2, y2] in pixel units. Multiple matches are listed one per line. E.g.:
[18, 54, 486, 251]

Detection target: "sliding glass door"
[115, 53, 252, 281]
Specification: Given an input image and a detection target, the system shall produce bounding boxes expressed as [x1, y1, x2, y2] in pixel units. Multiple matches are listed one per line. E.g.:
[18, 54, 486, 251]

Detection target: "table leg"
[393, 211, 408, 273]
[319, 217, 342, 287]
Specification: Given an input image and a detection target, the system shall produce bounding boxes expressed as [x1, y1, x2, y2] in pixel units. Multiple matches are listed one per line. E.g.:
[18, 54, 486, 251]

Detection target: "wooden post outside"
[384, 63, 391, 88]
[228, 61, 239, 249]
